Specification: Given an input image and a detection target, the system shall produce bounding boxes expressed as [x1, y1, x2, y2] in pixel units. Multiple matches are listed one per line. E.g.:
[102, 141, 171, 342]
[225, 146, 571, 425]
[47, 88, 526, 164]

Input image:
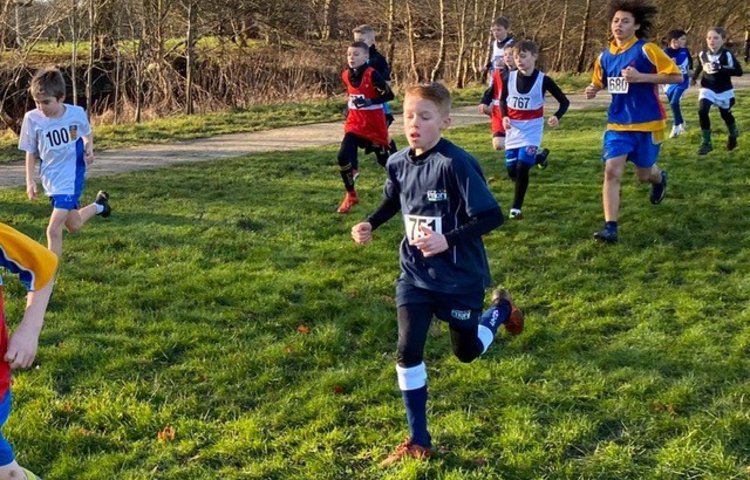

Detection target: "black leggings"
[396, 303, 484, 367]
[337, 133, 392, 170]
[507, 163, 531, 210]
[698, 98, 736, 131]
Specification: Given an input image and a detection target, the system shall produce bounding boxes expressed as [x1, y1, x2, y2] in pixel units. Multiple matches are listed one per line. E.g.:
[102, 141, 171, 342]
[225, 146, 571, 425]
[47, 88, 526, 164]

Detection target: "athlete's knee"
[452, 345, 480, 363]
[396, 343, 423, 367]
[604, 166, 623, 183]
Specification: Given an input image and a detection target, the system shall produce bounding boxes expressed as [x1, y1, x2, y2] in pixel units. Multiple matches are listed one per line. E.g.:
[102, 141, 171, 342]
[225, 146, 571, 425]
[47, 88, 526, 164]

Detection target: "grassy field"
[0, 93, 749, 479]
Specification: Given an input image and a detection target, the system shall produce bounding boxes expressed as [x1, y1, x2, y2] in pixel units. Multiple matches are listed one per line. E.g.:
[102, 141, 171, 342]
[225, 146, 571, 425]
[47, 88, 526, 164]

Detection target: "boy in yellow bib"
[585, 0, 682, 243]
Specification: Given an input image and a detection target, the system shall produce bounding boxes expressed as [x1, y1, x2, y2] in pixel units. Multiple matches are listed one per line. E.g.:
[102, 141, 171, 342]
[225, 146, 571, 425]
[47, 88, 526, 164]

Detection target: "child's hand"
[26, 182, 37, 200]
[585, 83, 598, 99]
[5, 326, 39, 369]
[351, 222, 373, 244]
[502, 117, 511, 130]
[621, 66, 641, 83]
[352, 97, 373, 109]
[547, 116, 559, 128]
[410, 225, 448, 257]
[85, 149, 95, 165]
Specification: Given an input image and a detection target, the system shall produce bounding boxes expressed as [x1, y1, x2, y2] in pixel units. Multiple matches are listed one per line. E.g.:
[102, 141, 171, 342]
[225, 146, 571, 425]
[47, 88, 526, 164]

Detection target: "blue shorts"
[505, 146, 539, 166]
[602, 131, 661, 168]
[0, 390, 15, 466]
[49, 194, 81, 210]
[395, 279, 484, 328]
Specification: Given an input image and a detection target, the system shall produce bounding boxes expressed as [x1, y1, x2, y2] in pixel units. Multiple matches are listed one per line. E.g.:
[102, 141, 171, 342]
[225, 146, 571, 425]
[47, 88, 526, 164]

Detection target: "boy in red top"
[337, 41, 395, 214]
[0, 223, 58, 480]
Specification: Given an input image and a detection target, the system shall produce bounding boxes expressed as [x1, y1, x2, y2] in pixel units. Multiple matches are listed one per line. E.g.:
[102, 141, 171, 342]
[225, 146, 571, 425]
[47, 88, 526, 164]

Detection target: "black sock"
[339, 164, 355, 192]
[512, 164, 531, 210]
[605, 221, 618, 231]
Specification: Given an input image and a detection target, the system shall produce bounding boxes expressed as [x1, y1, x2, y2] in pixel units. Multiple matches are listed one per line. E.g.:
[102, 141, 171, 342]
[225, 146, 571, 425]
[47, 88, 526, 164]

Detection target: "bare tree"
[429, 0, 446, 81]
[576, 0, 593, 74]
[554, 0, 569, 72]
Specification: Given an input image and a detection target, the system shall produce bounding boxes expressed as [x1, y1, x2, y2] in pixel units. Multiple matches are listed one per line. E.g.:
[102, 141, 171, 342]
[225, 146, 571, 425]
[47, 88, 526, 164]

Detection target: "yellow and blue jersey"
[0, 223, 57, 398]
[0, 223, 58, 292]
[592, 37, 680, 133]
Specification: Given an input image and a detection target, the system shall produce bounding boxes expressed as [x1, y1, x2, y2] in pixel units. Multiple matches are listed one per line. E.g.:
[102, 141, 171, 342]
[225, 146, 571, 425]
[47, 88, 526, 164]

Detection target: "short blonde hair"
[404, 82, 452, 116]
[352, 24, 376, 36]
[30, 67, 66, 100]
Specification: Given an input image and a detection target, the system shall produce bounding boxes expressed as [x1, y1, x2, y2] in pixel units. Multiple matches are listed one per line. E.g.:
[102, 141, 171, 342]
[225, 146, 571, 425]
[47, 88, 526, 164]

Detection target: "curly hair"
[607, 0, 658, 39]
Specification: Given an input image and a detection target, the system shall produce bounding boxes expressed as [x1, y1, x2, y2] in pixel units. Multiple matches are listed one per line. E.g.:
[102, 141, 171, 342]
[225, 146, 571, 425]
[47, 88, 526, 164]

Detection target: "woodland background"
[0, 0, 748, 129]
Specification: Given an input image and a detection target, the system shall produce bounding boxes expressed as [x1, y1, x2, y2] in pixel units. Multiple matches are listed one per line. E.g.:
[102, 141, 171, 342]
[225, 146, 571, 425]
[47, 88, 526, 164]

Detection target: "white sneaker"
[670, 124, 686, 138]
[509, 208, 523, 220]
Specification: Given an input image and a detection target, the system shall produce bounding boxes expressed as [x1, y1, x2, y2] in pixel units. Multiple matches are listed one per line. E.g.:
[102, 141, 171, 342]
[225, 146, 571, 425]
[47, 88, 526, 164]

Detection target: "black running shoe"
[727, 136, 738, 151]
[95, 190, 111, 218]
[650, 170, 667, 205]
[536, 148, 550, 169]
[593, 227, 618, 243]
[697, 143, 713, 155]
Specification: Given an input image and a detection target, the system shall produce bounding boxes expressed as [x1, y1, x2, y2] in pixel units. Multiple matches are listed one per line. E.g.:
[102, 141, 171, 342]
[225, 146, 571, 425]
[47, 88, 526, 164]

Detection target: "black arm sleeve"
[366, 194, 401, 230]
[371, 71, 395, 104]
[687, 49, 694, 71]
[543, 76, 570, 119]
[480, 82, 494, 105]
[444, 207, 504, 248]
[499, 70, 510, 117]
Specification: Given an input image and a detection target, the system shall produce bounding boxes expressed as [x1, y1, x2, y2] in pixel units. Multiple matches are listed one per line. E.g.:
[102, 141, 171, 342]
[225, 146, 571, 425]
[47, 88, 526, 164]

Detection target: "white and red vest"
[505, 70, 545, 149]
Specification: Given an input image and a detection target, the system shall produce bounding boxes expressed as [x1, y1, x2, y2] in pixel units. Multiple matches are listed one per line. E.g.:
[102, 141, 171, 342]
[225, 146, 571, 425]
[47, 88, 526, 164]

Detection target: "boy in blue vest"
[663, 29, 693, 138]
[351, 82, 524, 466]
[585, 0, 682, 243]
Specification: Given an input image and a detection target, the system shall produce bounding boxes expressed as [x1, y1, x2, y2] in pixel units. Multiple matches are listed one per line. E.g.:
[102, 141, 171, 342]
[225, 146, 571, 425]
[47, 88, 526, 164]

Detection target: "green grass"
[1, 92, 749, 479]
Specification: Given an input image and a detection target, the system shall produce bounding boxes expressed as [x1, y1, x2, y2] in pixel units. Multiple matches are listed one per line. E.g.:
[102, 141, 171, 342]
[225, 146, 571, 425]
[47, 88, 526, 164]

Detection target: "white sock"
[478, 324, 494, 354]
[95, 203, 104, 214]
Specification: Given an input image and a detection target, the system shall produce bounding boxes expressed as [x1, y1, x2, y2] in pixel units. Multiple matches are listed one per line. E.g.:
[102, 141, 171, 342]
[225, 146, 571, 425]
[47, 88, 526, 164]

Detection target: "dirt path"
[1, 75, 747, 189]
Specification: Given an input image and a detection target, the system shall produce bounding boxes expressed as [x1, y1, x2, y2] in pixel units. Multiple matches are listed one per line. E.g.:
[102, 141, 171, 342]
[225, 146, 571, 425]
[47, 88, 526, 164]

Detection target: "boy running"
[19, 68, 111, 258]
[337, 42, 395, 214]
[351, 82, 524, 466]
[0, 223, 58, 480]
[500, 40, 569, 220]
[663, 29, 693, 138]
[585, 0, 682, 243]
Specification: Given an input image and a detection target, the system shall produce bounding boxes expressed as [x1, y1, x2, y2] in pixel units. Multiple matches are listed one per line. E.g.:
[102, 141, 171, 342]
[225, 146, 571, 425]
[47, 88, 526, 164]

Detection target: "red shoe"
[337, 191, 358, 213]
[379, 438, 434, 467]
[491, 288, 524, 335]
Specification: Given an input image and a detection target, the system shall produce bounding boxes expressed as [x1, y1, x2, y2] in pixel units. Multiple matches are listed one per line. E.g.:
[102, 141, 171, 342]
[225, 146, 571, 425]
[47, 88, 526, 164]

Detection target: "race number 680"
[607, 77, 629, 94]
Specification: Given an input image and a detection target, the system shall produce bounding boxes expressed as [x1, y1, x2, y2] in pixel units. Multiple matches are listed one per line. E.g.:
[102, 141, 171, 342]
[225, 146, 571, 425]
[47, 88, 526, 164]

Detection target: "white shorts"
[699, 88, 735, 110]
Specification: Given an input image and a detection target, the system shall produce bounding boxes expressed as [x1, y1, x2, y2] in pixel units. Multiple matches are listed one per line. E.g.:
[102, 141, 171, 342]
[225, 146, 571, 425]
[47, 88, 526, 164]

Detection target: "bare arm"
[5, 278, 54, 369]
[24, 152, 38, 199]
[83, 133, 95, 164]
